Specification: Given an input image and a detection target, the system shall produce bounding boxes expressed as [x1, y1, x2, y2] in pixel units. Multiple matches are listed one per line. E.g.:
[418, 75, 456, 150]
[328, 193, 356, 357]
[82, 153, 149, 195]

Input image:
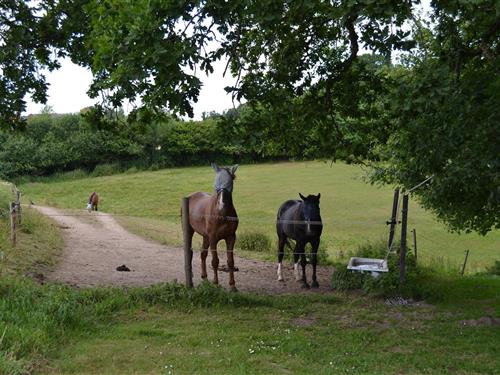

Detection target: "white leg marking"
[277, 263, 284, 281]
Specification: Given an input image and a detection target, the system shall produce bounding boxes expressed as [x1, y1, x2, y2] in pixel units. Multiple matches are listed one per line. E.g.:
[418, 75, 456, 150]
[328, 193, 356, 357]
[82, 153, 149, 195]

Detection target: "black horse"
[276, 193, 323, 288]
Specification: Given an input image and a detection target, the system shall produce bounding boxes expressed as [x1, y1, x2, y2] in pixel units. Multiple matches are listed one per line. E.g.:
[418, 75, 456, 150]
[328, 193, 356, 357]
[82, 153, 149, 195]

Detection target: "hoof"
[230, 286, 238, 292]
[201, 275, 208, 280]
[301, 282, 310, 289]
[278, 278, 285, 282]
[311, 280, 319, 288]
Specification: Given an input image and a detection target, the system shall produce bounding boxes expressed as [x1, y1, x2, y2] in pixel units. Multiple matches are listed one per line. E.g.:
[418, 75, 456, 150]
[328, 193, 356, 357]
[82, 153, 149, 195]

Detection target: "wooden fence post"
[399, 194, 409, 283]
[10, 202, 17, 247]
[181, 197, 193, 288]
[15, 190, 22, 224]
[412, 228, 417, 265]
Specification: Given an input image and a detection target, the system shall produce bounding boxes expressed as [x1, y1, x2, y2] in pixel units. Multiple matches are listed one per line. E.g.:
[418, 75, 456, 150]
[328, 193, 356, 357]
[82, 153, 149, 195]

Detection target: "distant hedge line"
[0, 113, 285, 180]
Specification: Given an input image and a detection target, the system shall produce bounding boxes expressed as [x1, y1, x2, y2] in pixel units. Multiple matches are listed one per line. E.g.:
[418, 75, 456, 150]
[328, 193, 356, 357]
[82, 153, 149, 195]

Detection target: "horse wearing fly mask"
[185, 163, 239, 291]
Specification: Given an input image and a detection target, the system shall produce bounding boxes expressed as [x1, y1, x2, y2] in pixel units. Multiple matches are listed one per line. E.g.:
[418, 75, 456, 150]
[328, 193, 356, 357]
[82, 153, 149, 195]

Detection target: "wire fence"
[29, 208, 325, 225]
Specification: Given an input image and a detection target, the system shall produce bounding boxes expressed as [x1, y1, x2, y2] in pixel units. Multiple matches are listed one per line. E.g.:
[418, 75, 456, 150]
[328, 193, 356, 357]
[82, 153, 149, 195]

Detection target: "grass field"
[2, 174, 500, 374]
[21, 161, 499, 272]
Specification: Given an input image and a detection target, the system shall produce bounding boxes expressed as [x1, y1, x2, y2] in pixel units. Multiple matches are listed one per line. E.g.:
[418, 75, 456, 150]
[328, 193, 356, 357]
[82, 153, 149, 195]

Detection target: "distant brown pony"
[87, 192, 99, 212]
[185, 163, 239, 291]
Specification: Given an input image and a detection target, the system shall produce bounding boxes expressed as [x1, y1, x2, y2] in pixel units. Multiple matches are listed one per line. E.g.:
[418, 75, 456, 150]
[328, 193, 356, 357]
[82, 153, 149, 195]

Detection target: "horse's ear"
[230, 164, 239, 175]
[299, 193, 306, 201]
[317, 193, 321, 200]
[211, 162, 220, 172]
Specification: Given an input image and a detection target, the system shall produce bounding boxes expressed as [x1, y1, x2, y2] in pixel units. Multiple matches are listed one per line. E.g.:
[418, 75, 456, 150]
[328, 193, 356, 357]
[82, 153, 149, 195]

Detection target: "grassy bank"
[0, 182, 63, 277]
[21, 161, 499, 272]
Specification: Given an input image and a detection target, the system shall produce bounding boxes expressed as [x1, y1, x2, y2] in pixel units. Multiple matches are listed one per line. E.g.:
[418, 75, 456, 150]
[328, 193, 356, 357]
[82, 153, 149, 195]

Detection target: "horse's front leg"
[225, 235, 237, 292]
[300, 243, 309, 289]
[293, 241, 302, 282]
[201, 236, 209, 280]
[209, 236, 219, 285]
[311, 238, 320, 288]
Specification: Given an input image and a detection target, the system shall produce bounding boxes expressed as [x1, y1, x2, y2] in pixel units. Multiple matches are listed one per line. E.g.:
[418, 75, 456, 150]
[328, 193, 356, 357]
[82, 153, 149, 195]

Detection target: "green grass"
[20, 161, 499, 272]
[0, 277, 498, 375]
[46, 298, 500, 375]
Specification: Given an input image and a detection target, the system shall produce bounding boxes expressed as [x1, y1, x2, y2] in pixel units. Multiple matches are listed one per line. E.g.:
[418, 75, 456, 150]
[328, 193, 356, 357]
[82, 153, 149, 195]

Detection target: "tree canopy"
[0, 0, 498, 234]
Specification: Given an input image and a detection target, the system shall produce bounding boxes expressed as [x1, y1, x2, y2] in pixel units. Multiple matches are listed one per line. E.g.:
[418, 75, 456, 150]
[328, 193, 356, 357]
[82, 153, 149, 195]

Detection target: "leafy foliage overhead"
[1, 0, 415, 121]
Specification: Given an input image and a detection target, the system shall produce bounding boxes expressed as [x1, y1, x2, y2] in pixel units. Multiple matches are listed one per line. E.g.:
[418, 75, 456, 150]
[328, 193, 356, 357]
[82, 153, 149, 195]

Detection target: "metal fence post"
[461, 249, 470, 276]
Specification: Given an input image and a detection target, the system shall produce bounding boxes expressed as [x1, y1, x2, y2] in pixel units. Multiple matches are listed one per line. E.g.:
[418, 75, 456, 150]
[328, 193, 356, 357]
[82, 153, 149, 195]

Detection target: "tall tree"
[371, 0, 499, 234]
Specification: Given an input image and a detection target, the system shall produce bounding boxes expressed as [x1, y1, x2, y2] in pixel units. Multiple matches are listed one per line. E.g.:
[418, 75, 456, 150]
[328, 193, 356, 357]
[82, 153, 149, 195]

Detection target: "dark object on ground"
[116, 264, 131, 272]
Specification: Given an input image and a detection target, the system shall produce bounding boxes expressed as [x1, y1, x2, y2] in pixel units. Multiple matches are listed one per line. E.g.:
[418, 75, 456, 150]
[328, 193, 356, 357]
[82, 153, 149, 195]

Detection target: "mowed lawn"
[21, 161, 499, 271]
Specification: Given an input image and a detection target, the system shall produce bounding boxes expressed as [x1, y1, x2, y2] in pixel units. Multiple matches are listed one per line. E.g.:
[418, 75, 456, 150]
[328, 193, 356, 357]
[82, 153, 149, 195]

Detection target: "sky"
[24, 56, 241, 121]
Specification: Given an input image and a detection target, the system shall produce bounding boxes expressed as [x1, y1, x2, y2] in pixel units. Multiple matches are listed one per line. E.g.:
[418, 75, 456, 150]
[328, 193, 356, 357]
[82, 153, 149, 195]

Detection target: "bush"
[331, 267, 365, 291]
[486, 260, 500, 276]
[238, 231, 272, 252]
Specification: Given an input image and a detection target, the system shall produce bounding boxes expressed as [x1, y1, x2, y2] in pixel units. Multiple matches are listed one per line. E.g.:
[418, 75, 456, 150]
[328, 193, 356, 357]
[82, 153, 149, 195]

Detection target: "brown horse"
[185, 163, 239, 291]
[87, 192, 99, 212]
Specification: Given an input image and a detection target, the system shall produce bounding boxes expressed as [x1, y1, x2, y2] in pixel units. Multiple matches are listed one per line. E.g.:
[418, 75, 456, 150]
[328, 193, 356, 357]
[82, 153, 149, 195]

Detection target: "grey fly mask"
[212, 163, 238, 193]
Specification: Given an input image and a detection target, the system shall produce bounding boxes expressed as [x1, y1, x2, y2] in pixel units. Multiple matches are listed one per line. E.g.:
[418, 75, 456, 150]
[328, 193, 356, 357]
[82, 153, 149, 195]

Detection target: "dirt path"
[34, 206, 335, 295]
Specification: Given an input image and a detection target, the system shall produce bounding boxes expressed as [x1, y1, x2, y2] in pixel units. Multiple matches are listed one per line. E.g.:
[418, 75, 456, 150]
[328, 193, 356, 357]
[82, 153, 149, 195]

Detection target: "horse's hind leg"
[277, 234, 286, 281]
[225, 235, 237, 292]
[201, 236, 209, 280]
[310, 239, 320, 288]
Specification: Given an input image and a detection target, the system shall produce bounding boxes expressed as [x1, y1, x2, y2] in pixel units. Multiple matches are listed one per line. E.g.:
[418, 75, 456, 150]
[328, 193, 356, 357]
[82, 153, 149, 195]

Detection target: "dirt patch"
[33, 206, 335, 295]
[460, 317, 500, 327]
[291, 315, 317, 327]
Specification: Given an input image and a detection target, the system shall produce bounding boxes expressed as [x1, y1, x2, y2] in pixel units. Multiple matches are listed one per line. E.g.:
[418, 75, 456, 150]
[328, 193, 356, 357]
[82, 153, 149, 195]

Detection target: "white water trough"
[347, 257, 389, 276]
